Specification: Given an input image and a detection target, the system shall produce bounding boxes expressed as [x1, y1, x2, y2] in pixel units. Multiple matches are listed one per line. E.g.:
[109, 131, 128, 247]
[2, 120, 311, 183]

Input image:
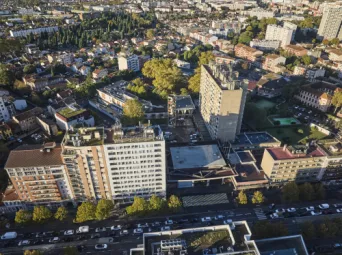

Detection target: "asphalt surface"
[1, 200, 342, 255]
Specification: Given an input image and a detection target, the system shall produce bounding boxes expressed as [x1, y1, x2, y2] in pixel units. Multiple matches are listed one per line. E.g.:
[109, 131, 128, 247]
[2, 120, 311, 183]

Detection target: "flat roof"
[175, 95, 195, 110]
[170, 144, 226, 170]
[235, 163, 268, 183]
[236, 151, 255, 163]
[267, 146, 325, 160]
[256, 236, 308, 255]
[231, 132, 280, 146]
[318, 140, 342, 157]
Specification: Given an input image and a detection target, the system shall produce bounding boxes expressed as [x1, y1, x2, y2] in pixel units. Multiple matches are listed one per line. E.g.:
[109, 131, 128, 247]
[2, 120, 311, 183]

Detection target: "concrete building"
[284, 45, 308, 57]
[263, 54, 286, 73]
[118, 53, 140, 72]
[103, 124, 166, 203]
[295, 81, 340, 112]
[0, 96, 11, 122]
[4, 143, 73, 207]
[92, 68, 108, 80]
[265, 24, 294, 47]
[167, 95, 195, 127]
[293, 66, 326, 80]
[261, 145, 327, 184]
[199, 62, 248, 142]
[12, 107, 43, 132]
[247, 8, 275, 19]
[234, 44, 263, 61]
[250, 39, 281, 51]
[317, 5, 342, 40]
[10, 26, 58, 37]
[173, 59, 191, 69]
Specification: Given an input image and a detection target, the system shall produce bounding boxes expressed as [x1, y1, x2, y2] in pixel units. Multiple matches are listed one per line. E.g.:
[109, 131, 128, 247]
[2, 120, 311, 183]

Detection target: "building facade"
[118, 53, 140, 72]
[199, 62, 248, 142]
[234, 44, 263, 62]
[317, 5, 342, 40]
[265, 24, 294, 47]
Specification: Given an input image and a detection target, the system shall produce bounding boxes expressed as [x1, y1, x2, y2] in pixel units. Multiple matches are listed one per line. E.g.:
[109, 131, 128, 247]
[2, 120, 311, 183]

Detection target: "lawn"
[272, 117, 301, 126]
[265, 126, 327, 145]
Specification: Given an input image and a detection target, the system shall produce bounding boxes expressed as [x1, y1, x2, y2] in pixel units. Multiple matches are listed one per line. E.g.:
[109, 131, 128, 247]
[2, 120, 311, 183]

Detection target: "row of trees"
[126, 195, 182, 216]
[74, 199, 114, 223]
[302, 218, 342, 240]
[237, 190, 265, 205]
[253, 221, 289, 239]
[282, 182, 325, 203]
[15, 206, 68, 224]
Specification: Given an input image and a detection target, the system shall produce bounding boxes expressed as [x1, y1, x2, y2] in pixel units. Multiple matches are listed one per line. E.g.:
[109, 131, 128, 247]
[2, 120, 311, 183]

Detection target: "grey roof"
[175, 95, 195, 110]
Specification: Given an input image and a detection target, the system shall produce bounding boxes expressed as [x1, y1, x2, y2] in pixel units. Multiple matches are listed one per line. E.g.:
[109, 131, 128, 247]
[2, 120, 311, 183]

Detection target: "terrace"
[62, 127, 104, 147]
[57, 107, 86, 119]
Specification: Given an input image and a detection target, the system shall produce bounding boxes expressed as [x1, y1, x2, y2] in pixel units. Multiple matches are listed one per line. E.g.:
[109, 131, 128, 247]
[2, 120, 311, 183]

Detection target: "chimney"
[283, 144, 287, 151]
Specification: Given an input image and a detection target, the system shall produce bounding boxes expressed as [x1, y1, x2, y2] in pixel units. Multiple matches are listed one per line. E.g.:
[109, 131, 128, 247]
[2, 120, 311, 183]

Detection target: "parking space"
[161, 119, 198, 143]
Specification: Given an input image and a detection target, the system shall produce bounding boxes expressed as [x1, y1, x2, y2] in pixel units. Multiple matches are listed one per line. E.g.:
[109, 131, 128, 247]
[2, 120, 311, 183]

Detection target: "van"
[1, 232, 17, 240]
[76, 226, 89, 234]
[318, 204, 329, 209]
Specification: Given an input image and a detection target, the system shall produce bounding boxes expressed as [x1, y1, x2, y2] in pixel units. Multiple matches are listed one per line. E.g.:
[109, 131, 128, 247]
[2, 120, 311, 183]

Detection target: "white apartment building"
[247, 8, 275, 19]
[265, 24, 294, 47]
[10, 26, 58, 37]
[250, 39, 281, 50]
[103, 125, 166, 203]
[318, 5, 342, 40]
[118, 53, 140, 72]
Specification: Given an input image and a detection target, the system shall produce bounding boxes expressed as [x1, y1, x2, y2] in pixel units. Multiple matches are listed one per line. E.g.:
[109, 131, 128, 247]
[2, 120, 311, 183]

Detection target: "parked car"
[95, 244, 108, 250]
[311, 211, 322, 216]
[64, 230, 74, 236]
[133, 228, 143, 235]
[201, 217, 211, 222]
[120, 230, 129, 236]
[270, 213, 279, 219]
[161, 226, 171, 231]
[95, 227, 106, 233]
[305, 206, 314, 211]
[275, 209, 285, 214]
[318, 204, 329, 209]
[165, 220, 173, 225]
[137, 223, 149, 228]
[287, 208, 296, 213]
[18, 240, 30, 246]
[90, 233, 100, 239]
[49, 237, 60, 243]
[110, 225, 122, 231]
[214, 215, 225, 220]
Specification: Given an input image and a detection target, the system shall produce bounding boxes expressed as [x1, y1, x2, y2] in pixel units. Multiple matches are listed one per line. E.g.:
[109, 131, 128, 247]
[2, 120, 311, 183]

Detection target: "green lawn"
[265, 126, 327, 145]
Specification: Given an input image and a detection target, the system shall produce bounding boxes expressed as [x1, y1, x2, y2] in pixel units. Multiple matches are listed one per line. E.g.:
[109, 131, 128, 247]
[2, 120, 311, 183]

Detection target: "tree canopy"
[74, 202, 96, 223]
[168, 195, 182, 211]
[15, 209, 32, 224]
[238, 190, 248, 204]
[55, 206, 68, 221]
[33, 206, 52, 223]
[122, 99, 145, 125]
[95, 199, 114, 220]
[332, 90, 342, 113]
[0, 64, 15, 86]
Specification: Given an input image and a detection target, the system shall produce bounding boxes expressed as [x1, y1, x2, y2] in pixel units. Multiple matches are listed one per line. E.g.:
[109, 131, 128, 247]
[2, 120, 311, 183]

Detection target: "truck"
[76, 226, 89, 234]
[1, 232, 17, 240]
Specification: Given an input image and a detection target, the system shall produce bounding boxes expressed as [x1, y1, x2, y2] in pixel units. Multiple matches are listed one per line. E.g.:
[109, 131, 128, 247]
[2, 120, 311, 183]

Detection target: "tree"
[331, 91, 342, 114]
[330, 38, 340, 46]
[313, 183, 326, 200]
[146, 29, 155, 39]
[238, 31, 253, 44]
[322, 39, 330, 46]
[24, 251, 43, 255]
[0, 64, 14, 86]
[282, 182, 299, 203]
[180, 88, 189, 95]
[168, 195, 182, 211]
[126, 197, 149, 215]
[188, 68, 201, 93]
[253, 221, 288, 239]
[15, 209, 32, 224]
[54, 206, 68, 221]
[237, 190, 248, 204]
[74, 202, 96, 223]
[95, 199, 114, 220]
[33, 206, 52, 223]
[252, 191, 264, 204]
[198, 51, 214, 66]
[122, 99, 145, 125]
[23, 64, 36, 74]
[64, 246, 79, 255]
[301, 55, 311, 66]
[298, 182, 314, 201]
[149, 194, 165, 211]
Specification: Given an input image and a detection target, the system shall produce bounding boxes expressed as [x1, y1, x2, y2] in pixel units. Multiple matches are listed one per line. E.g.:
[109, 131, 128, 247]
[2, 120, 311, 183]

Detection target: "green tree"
[126, 196, 149, 215]
[74, 202, 96, 223]
[253, 221, 288, 239]
[282, 182, 299, 203]
[301, 222, 316, 240]
[95, 199, 114, 220]
[198, 51, 214, 65]
[33, 206, 52, 223]
[322, 39, 330, 46]
[23, 64, 36, 74]
[180, 88, 189, 95]
[188, 68, 201, 93]
[252, 191, 264, 204]
[332, 91, 342, 114]
[24, 251, 43, 255]
[54, 206, 68, 221]
[0, 64, 14, 86]
[330, 38, 340, 46]
[146, 29, 155, 39]
[168, 195, 182, 211]
[313, 183, 326, 200]
[238, 31, 253, 44]
[298, 182, 314, 201]
[64, 246, 79, 255]
[122, 99, 145, 125]
[301, 55, 312, 66]
[148, 194, 165, 211]
[237, 190, 248, 204]
[15, 209, 32, 224]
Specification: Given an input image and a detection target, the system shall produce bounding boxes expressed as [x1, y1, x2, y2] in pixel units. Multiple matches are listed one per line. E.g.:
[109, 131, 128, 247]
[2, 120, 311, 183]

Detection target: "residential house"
[92, 68, 108, 80]
[55, 106, 94, 130]
[284, 45, 308, 57]
[12, 107, 43, 132]
[263, 54, 286, 73]
[234, 44, 263, 62]
[257, 73, 288, 98]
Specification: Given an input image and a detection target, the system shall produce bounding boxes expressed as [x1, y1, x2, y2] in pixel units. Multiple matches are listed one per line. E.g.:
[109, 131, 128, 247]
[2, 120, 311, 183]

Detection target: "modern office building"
[103, 124, 166, 203]
[199, 62, 248, 142]
[265, 24, 294, 47]
[4, 142, 73, 208]
[317, 5, 342, 40]
[261, 145, 327, 184]
[118, 52, 140, 72]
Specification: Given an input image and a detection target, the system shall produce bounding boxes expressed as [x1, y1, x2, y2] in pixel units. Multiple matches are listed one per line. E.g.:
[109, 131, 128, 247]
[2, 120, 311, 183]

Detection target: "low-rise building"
[327, 49, 342, 61]
[257, 73, 288, 98]
[284, 45, 308, 57]
[318, 140, 342, 183]
[118, 53, 140, 72]
[261, 145, 327, 184]
[263, 54, 286, 73]
[293, 66, 326, 80]
[55, 106, 94, 130]
[23, 74, 66, 92]
[167, 95, 195, 127]
[10, 26, 58, 37]
[173, 59, 191, 69]
[295, 81, 340, 112]
[250, 39, 281, 51]
[92, 68, 108, 80]
[12, 107, 43, 132]
[235, 44, 263, 61]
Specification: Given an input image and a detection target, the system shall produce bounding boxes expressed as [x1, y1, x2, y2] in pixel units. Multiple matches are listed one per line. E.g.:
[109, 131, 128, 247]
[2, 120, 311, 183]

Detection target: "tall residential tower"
[318, 5, 342, 40]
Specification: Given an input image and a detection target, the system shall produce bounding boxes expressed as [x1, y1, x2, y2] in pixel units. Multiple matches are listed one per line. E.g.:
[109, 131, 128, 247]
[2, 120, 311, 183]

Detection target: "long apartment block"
[5, 125, 166, 205]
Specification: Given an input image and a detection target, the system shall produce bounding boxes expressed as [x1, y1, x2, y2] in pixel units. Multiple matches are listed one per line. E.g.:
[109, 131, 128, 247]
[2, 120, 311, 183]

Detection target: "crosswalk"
[182, 193, 229, 207]
[254, 208, 267, 220]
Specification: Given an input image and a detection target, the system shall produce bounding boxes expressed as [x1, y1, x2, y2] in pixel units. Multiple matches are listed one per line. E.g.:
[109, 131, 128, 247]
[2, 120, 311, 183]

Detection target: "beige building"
[199, 62, 248, 142]
[318, 5, 342, 40]
[295, 81, 341, 112]
[4, 143, 73, 207]
[263, 54, 286, 73]
[261, 145, 327, 184]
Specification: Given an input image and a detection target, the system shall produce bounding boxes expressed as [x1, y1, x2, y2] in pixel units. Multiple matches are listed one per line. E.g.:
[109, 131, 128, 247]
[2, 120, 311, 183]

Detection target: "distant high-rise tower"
[199, 62, 248, 142]
[318, 5, 342, 40]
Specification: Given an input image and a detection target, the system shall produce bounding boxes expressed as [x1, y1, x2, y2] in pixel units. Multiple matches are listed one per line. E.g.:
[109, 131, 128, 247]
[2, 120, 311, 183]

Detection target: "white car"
[161, 226, 171, 231]
[165, 220, 173, 225]
[311, 211, 322, 216]
[223, 219, 233, 225]
[120, 230, 129, 236]
[201, 217, 211, 222]
[137, 223, 149, 228]
[214, 215, 225, 220]
[110, 225, 122, 231]
[133, 228, 143, 234]
[18, 240, 30, 246]
[270, 213, 279, 219]
[95, 227, 107, 233]
[337, 209, 342, 213]
[318, 203, 330, 209]
[275, 209, 285, 214]
[95, 244, 108, 250]
[49, 237, 60, 243]
[287, 208, 296, 213]
[305, 206, 314, 211]
[64, 230, 74, 236]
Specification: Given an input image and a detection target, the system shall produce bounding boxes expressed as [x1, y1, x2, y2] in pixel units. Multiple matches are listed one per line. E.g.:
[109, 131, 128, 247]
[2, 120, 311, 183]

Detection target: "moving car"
[165, 220, 173, 225]
[275, 209, 285, 214]
[270, 213, 279, 219]
[90, 233, 100, 239]
[287, 208, 296, 213]
[64, 230, 74, 236]
[1, 232, 17, 240]
[18, 240, 30, 246]
[49, 237, 60, 243]
[161, 226, 171, 231]
[95, 244, 108, 250]
[120, 230, 129, 236]
[201, 217, 211, 222]
[311, 211, 322, 216]
[110, 225, 122, 231]
[318, 204, 329, 209]
[133, 228, 143, 234]
[137, 223, 149, 228]
[305, 206, 314, 211]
